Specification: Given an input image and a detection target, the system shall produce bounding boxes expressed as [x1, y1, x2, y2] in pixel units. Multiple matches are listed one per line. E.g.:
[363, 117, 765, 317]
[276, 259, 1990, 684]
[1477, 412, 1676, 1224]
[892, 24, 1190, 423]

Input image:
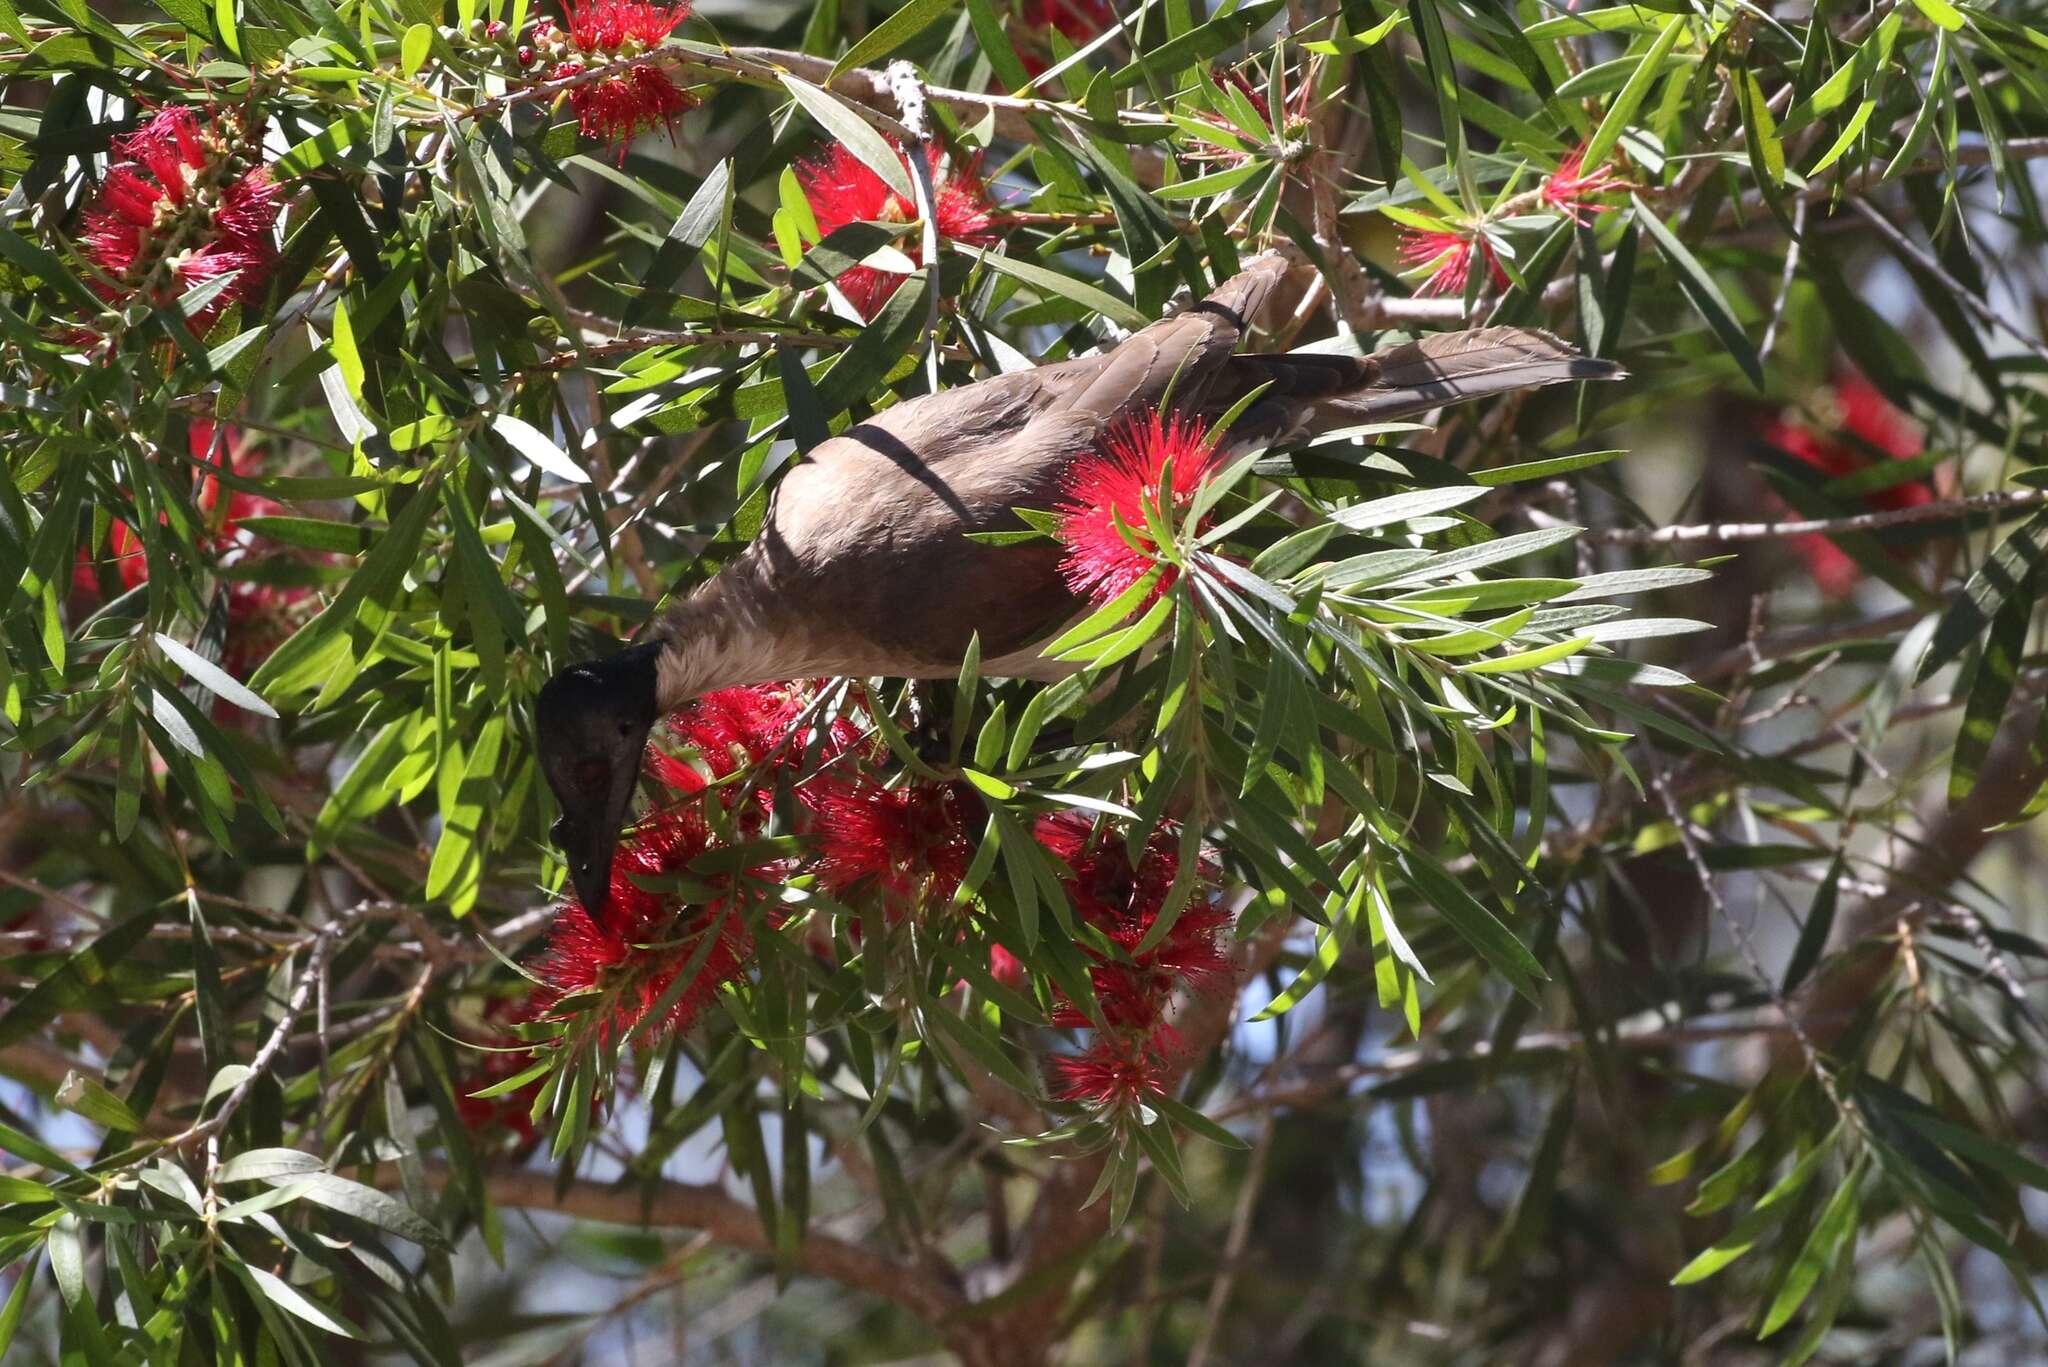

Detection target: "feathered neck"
[649, 575, 808, 711]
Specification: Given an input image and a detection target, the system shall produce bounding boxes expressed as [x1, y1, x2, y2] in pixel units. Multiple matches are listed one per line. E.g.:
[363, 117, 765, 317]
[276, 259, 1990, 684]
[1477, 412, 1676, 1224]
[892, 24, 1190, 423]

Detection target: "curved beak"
[554, 719, 655, 919]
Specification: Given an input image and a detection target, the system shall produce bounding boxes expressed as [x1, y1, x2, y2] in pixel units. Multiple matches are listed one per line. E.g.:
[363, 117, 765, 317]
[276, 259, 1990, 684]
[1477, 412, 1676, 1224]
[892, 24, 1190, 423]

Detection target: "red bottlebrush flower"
[1037, 811, 1228, 1034]
[1022, 0, 1113, 44]
[807, 777, 979, 913]
[74, 420, 270, 599]
[1398, 226, 1508, 298]
[644, 682, 860, 837]
[1053, 412, 1223, 607]
[1542, 144, 1630, 224]
[81, 107, 279, 334]
[455, 1004, 546, 1146]
[219, 579, 313, 681]
[544, 1, 696, 149]
[989, 943, 1027, 990]
[1049, 1032, 1174, 1109]
[793, 141, 997, 320]
[646, 683, 809, 794]
[1763, 372, 1934, 599]
[530, 803, 764, 1044]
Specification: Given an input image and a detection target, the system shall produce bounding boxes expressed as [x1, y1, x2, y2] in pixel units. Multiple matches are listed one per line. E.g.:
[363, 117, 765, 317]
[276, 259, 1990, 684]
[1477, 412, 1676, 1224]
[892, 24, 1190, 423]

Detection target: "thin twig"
[1575, 487, 2048, 545]
[1848, 197, 2048, 366]
[169, 922, 341, 1155]
[1186, 1115, 1277, 1367]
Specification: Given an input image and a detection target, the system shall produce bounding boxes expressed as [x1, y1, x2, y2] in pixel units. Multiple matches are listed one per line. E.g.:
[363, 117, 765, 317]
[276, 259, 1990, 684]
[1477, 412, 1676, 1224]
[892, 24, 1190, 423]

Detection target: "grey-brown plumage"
[653, 256, 1619, 698]
[537, 254, 1622, 912]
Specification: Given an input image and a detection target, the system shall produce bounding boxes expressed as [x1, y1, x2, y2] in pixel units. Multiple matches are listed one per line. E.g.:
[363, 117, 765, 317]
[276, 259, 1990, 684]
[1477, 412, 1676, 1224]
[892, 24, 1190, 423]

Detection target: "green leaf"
[0, 222, 104, 316]
[426, 715, 506, 915]
[1672, 1133, 1836, 1284]
[953, 244, 1148, 331]
[1949, 586, 2031, 804]
[779, 74, 913, 200]
[1398, 849, 1546, 1004]
[1110, 0, 1287, 90]
[627, 161, 732, 326]
[0, 1253, 33, 1360]
[491, 414, 589, 484]
[1781, 851, 1842, 993]
[279, 1173, 449, 1250]
[401, 21, 432, 75]
[1736, 69, 1784, 189]
[0, 913, 156, 1051]
[215, 1148, 326, 1183]
[966, 0, 1032, 90]
[155, 633, 279, 718]
[53, 1071, 145, 1135]
[249, 478, 441, 699]
[1632, 194, 1763, 391]
[276, 110, 371, 177]
[1781, 12, 1900, 134]
[832, 0, 956, 77]
[234, 515, 370, 554]
[1582, 16, 1685, 175]
[1469, 450, 1625, 486]
[1908, 0, 1964, 33]
[1919, 510, 2048, 683]
[1459, 635, 1593, 675]
[1329, 485, 1487, 531]
[1758, 1164, 1862, 1338]
[1148, 1093, 1250, 1149]
[238, 1264, 363, 1340]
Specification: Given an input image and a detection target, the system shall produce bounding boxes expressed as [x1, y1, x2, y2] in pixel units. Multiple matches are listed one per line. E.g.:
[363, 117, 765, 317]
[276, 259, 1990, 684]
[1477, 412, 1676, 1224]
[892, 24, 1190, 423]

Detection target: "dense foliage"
[0, 0, 2046, 1362]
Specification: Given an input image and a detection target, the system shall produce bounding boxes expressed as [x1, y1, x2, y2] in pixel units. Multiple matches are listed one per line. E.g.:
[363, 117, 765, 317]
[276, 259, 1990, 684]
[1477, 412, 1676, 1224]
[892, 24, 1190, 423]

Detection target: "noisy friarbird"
[536, 254, 1622, 913]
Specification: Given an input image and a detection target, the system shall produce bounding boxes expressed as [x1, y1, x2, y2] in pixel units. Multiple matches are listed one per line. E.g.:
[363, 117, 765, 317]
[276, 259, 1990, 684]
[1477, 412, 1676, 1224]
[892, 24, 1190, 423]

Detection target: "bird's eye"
[617, 723, 635, 738]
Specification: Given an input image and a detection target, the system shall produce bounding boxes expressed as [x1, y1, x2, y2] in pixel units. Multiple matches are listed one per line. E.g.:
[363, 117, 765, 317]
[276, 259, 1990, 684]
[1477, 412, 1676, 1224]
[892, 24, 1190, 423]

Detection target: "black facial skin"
[533, 640, 663, 917]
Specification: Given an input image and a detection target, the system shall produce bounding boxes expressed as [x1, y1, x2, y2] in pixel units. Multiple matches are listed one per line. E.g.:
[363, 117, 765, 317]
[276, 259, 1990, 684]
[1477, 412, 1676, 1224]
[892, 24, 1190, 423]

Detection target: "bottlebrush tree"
[1, 1, 2047, 1364]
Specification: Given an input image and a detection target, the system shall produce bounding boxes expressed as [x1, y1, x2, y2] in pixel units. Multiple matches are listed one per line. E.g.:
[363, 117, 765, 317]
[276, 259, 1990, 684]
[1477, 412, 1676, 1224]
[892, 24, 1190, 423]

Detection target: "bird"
[536, 253, 1622, 915]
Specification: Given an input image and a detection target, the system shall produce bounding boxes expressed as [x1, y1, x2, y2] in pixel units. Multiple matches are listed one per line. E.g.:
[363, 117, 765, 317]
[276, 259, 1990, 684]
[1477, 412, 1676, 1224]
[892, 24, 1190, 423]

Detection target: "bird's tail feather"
[1326, 327, 1622, 424]
[1219, 327, 1620, 442]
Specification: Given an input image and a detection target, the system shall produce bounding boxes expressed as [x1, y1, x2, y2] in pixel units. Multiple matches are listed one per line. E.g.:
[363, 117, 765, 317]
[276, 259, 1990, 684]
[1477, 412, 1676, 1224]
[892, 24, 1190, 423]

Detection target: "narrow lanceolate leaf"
[1780, 851, 1843, 993]
[275, 1173, 450, 1250]
[155, 634, 279, 717]
[1948, 589, 2030, 804]
[953, 244, 1148, 331]
[54, 1071, 145, 1134]
[0, 913, 158, 1051]
[627, 160, 733, 325]
[1632, 195, 1764, 391]
[1919, 509, 2048, 683]
[1330, 485, 1487, 531]
[491, 414, 590, 483]
[238, 1265, 363, 1340]
[1398, 849, 1546, 1004]
[831, 0, 955, 77]
[1758, 1162, 1863, 1338]
[1459, 635, 1594, 675]
[1582, 16, 1686, 174]
[1671, 1131, 1838, 1284]
[779, 74, 914, 200]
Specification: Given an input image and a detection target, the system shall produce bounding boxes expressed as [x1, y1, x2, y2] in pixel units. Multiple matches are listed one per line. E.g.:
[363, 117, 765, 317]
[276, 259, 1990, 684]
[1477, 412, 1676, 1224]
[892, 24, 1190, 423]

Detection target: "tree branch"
[1575, 488, 2048, 545]
[430, 1163, 969, 1327]
[1797, 686, 2048, 1051]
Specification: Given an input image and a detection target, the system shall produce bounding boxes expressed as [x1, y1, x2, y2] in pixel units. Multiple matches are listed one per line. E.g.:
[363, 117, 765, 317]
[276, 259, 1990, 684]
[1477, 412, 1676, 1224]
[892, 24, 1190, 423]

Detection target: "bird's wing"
[712, 259, 1297, 673]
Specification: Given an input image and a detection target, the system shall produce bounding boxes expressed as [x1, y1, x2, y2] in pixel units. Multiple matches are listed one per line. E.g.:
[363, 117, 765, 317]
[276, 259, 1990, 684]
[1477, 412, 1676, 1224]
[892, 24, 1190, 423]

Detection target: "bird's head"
[534, 640, 664, 917]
